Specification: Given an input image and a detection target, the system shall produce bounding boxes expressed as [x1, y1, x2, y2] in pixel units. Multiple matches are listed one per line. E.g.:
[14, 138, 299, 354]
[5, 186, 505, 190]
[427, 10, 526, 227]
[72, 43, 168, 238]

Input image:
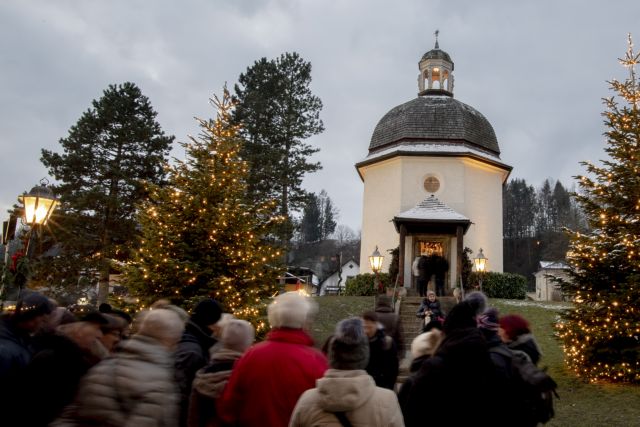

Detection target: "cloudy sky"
[1, 0, 639, 231]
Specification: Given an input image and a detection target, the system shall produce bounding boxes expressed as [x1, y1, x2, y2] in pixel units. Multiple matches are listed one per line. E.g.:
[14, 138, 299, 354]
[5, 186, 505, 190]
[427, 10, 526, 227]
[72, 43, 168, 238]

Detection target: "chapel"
[356, 37, 512, 293]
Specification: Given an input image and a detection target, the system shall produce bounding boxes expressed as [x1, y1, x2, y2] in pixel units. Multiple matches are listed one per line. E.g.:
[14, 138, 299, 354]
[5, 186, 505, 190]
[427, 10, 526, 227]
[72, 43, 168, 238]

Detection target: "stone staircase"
[396, 295, 458, 385]
[398, 295, 458, 354]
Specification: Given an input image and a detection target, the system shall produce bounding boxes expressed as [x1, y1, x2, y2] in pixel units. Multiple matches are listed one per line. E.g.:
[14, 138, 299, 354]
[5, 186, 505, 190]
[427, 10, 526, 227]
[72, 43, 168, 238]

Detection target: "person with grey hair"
[187, 319, 254, 427]
[464, 291, 489, 318]
[290, 317, 404, 427]
[52, 309, 183, 427]
[218, 292, 328, 427]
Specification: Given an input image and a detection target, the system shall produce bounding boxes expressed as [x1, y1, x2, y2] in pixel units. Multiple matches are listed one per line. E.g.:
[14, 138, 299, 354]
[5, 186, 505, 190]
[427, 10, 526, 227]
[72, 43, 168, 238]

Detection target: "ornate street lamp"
[473, 248, 488, 292]
[18, 179, 58, 258]
[19, 180, 58, 226]
[369, 246, 384, 293]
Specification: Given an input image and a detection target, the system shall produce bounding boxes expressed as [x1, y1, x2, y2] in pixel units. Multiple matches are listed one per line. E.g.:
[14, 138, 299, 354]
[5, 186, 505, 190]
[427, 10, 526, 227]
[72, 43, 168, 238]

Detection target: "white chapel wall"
[359, 157, 403, 273]
[360, 154, 506, 275]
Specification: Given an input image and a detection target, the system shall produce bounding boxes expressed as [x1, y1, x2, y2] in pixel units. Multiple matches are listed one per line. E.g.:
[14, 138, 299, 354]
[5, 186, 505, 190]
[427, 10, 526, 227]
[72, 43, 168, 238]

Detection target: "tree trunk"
[97, 259, 110, 305]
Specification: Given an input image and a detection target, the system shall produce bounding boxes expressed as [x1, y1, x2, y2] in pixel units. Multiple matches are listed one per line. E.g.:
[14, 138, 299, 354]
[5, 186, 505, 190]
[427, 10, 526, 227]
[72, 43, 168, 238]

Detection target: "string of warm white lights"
[557, 35, 640, 383]
[128, 88, 284, 332]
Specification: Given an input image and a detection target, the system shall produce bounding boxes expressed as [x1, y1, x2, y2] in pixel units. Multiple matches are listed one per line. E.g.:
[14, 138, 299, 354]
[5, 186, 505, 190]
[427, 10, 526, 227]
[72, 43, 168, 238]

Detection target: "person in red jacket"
[218, 292, 328, 427]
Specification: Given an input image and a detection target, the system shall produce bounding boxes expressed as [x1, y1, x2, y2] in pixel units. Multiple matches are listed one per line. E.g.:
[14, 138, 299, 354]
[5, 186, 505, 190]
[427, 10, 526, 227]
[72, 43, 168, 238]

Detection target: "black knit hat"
[329, 317, 370, 370]
[443, 301, 477, 334]
[14, 292, 55, 321]
[191, 298, 223, 329]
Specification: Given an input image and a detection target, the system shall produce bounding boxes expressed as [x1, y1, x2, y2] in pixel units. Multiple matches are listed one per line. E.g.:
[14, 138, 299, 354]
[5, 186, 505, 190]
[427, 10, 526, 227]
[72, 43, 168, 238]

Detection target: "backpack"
[490, 346, 559, 424]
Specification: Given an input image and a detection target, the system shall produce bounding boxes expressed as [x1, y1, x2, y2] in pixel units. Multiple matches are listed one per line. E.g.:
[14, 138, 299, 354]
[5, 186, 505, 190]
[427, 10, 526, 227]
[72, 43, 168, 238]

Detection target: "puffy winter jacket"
[218, 328, 328, 427]
[52, 335, 179, 427]
[289, 369, 404, 427]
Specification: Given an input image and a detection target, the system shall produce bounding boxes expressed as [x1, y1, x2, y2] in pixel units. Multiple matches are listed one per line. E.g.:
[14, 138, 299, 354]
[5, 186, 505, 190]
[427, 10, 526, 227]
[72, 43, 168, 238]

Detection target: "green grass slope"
[312, 296, 640, 426]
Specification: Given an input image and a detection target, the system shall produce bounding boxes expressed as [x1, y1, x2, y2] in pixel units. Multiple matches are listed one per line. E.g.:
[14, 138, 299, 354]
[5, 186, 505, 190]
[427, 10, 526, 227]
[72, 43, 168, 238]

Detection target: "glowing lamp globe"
[19, 182, 58, 225]
[369, 246, 384, 273]
[473, 248, 488, 273]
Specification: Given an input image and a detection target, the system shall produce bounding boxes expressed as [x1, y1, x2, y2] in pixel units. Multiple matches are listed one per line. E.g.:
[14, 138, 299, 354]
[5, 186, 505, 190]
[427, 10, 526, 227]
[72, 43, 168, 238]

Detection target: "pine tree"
[41, 82, 174, 304]
[300, 193, 322, 243]
[558, 36, 640, 383]
[319, 190, 338, 240]
[129, 89, 284, 328]
[234, 52, 324, 243]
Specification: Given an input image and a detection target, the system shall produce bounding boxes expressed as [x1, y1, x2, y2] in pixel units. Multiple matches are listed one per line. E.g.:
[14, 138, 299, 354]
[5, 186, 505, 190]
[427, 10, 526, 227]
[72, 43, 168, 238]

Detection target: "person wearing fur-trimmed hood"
[187, 319, 254, 427]
[289, 317, 404, 427]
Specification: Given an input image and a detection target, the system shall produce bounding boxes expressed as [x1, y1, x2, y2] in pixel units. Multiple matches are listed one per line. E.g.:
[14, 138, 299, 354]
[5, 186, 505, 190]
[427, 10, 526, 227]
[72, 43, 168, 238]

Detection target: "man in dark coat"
[403, 301, 496, 427]
[0, 292, 55, 427]
[362, 311, 399, 390]
[416, 254, 431, 297]
[374, 295, 404, 357]
[175, 298, 222, 427]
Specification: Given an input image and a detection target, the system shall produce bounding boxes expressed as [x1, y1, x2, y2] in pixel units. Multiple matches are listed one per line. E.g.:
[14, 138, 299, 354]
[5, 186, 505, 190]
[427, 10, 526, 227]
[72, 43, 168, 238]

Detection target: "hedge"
[467, 271, 527, 299]
[343, 273, 392, 296]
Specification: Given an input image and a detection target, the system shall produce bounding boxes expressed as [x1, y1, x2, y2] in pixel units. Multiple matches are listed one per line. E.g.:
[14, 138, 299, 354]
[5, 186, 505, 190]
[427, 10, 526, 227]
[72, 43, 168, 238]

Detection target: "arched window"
[431, 67, 441, 89]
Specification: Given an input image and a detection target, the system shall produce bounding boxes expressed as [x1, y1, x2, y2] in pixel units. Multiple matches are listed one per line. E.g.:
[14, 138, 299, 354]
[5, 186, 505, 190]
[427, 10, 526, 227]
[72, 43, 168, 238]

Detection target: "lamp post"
[369, 246, 384, 293]
[19, 180, 58, 257]
[16, 179, 58, 297]
[473, 248, 488, 293]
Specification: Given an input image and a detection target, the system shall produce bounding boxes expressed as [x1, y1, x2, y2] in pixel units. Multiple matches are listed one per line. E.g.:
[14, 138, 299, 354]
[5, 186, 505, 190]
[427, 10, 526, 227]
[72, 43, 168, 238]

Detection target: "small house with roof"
[534, 261, 570, 301]
[319, 259, 360, 295]
[357, 35, 511, 294]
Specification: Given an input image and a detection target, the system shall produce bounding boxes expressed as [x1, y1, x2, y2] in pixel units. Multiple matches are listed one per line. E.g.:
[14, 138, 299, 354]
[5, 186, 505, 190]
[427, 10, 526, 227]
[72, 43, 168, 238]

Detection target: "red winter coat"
[217, 328, 328, 427]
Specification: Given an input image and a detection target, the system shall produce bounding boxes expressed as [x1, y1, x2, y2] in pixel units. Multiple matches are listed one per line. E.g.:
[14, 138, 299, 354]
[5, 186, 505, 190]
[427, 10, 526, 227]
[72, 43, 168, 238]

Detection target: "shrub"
[467, 271, 527, 299]
[343, 273, 392, 296]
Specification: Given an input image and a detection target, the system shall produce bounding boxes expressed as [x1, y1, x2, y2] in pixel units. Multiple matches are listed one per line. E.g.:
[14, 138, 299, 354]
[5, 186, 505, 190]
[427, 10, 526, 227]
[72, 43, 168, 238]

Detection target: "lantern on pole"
[19, 180, 58, 226]
[369, 246, 384, 293]
[473, 248, 488, 292]
[18, 179, 58, 259]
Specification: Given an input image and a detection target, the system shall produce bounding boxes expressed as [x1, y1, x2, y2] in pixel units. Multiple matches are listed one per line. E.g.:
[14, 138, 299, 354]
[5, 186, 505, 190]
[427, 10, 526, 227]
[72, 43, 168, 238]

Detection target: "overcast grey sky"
[1, 0, 639, 231]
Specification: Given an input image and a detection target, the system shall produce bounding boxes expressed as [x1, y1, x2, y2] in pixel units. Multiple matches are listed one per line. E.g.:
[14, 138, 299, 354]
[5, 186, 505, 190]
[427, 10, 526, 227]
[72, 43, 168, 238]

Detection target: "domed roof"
[369, 95, 500, 154]
[421, 48, 453, 66]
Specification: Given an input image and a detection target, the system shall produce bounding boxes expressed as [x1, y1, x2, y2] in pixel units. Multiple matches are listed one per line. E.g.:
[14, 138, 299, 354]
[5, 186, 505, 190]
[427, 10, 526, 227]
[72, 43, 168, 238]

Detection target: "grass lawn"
[313, 296, 640, 426]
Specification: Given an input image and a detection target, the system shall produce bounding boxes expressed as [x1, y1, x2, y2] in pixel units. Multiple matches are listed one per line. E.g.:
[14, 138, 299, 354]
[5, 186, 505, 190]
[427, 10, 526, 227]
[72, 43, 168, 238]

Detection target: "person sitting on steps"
[416, 291, 445, 329]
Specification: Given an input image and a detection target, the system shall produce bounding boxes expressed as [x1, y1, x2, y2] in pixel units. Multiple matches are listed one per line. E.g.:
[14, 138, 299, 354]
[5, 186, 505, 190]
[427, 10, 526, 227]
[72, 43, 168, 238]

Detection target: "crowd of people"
[0, 289, 543, 427]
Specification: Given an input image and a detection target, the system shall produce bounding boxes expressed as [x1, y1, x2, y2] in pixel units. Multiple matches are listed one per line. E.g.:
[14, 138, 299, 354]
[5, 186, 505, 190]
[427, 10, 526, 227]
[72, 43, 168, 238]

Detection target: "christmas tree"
[128, 88, 284, 330]
[558, 35, 640, 383]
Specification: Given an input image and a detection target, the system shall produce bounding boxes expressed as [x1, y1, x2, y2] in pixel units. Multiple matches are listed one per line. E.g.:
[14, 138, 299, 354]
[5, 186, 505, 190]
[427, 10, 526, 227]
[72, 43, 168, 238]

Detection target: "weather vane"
[434, 29, 440, 48]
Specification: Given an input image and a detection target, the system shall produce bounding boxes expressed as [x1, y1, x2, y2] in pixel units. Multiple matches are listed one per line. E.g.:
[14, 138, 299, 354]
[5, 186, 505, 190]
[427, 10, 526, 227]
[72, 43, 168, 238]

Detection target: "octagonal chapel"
[356, 39, 512, 293]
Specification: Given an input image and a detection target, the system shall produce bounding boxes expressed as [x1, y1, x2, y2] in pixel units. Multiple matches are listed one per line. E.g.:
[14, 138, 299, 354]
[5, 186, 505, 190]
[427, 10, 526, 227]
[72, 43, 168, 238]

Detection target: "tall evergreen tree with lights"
[558, 36, 640, 383]
[129, 89, 284, 328]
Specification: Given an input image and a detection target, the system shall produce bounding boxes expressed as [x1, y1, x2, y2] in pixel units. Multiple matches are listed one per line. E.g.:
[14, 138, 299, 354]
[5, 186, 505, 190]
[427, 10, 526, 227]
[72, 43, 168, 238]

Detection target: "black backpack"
[490, 346, 559, 424]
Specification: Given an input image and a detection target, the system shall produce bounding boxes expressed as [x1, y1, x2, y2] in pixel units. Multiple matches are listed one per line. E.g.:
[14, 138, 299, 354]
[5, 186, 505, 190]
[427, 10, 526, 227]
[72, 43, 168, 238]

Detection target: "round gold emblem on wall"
[424, 176, 440, 193]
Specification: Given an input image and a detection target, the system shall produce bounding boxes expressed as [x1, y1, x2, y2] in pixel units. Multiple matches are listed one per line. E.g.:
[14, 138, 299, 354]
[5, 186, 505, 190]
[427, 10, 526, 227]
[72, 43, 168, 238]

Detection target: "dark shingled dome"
[369, 95, 500, 154]
[421, 48, 453, 66]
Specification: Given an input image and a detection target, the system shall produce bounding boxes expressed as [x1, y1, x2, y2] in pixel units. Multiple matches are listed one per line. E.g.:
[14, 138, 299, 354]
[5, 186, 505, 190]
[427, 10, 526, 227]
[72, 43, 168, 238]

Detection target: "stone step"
[397, 296, 461, 352]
